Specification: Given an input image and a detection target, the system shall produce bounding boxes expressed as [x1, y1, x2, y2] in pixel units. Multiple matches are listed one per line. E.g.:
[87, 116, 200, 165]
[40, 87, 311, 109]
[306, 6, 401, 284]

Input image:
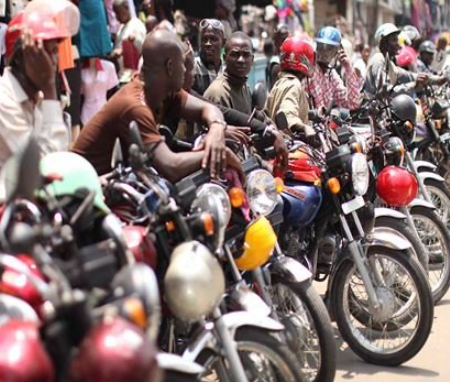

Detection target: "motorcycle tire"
[374, 216, 429, 273]
[270, 277, 336, 382]
[410, 205, 450, 304]
[331, 246, 433, 366]
[195, 327, 305, 382]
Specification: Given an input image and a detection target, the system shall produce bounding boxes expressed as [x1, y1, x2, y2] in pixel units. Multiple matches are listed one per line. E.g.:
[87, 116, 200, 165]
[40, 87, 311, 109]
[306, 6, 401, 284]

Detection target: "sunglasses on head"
[199, 19, 224, 33]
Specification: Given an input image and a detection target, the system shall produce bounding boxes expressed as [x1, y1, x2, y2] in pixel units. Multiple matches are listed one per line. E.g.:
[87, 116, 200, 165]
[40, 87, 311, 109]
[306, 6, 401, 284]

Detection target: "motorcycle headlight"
[191, 184, 231, 249]
[352, 153, 369, 196]
[246, 170, 277, 216]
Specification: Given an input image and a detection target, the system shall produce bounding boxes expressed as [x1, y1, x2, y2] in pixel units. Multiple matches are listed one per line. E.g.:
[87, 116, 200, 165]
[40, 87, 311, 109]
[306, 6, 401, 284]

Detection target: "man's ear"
[166, 58, 174, 76]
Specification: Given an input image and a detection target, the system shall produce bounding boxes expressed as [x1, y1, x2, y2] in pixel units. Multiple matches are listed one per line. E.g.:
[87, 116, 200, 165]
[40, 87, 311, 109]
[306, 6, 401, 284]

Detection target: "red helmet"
[376, 166, 418, 207]
[4, 13, 24, 59]
[280, 36, 315, 77]
[4, 0, 80, 59]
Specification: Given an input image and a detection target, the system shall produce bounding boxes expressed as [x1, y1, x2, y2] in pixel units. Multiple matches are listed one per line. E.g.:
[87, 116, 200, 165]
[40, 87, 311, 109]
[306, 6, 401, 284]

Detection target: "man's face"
[142, 0, 152, 15]
[386, 33, 400, 57]
[200, 28, 224, 65]
[421, 51, 434, 66]
[113, 4, 130, 24]
[362, 45, 371, 62]
[274, 30, 289, 51]
[225, 38, 254, 78]
[316, 42, 338, 65]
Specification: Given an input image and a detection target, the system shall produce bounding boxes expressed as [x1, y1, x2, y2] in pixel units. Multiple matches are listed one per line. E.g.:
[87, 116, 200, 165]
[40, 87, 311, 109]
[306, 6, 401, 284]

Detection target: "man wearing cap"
[365, 23, 446, 96]
[0, 0, 78, 169]
[192, 18, 225, 96]
[417, 41, 437, 74]
[306, 26, 363, 111]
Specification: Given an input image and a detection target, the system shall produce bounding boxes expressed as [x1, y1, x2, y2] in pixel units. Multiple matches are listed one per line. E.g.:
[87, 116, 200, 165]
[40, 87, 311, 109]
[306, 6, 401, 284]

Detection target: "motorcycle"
[278, 109, 434, 366]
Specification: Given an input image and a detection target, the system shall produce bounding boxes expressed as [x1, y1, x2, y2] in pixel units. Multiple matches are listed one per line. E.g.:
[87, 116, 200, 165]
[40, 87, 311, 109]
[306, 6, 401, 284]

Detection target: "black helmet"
[391, 94, 417, 123]
[384, 136, 405, 166]
[419, 41, 436, 54]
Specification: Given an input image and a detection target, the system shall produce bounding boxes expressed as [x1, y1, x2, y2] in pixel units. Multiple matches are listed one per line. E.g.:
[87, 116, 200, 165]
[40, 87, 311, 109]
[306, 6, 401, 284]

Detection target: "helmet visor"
[316, 42, 338, 64]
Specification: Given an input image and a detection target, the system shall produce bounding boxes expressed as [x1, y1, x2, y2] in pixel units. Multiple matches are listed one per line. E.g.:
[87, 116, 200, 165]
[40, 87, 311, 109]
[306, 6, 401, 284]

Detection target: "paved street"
[334, 289, 450, 381]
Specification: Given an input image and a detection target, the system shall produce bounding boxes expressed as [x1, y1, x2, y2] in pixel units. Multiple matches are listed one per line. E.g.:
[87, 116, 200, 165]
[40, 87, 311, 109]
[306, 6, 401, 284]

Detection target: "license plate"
[440, 132, 450, 142]
[342, 195, 366, 215]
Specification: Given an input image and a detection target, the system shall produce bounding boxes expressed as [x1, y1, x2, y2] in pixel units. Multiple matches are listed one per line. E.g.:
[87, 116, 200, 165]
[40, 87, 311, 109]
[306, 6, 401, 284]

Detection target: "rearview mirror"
[275, 111, 288, 131]
[129, 121, 144, 150]
[252, 82, 267, 110]
[111, 138, 124, 169]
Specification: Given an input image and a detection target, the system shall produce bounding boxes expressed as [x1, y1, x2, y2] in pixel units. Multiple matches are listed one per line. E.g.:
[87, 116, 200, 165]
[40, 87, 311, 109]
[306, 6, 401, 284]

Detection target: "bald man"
[204, 32, 255, 115]
[73, 30, 238, 182]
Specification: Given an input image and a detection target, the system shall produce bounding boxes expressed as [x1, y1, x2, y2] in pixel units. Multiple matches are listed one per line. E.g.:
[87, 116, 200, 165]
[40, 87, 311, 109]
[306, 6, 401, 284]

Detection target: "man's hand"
[225, 147, 245, 184]
[338, 49, 351, 68]
[22, 31, 56, 98]
[225, 126, 251, 144]
[111, 48, 123, 59]
[271, 129, 288, 172]
[194, 121, 226, 178]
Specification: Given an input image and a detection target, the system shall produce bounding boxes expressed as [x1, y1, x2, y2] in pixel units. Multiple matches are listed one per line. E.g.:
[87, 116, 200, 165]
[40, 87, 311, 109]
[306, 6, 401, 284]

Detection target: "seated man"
[0, 4, 75, 170]
[266, 36, 315, 137]
[73, 30, 238, 183]
[192, 19, 225, 96]
[204, 31, 254, 115]
[306, 26, 363, 111]
[203, 31, 288, 167]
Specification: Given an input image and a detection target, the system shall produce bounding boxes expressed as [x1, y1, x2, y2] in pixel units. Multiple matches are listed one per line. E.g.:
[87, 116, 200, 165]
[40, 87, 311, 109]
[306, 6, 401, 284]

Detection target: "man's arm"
[0, 96, 69, 157]
[179, 92, 227, 176]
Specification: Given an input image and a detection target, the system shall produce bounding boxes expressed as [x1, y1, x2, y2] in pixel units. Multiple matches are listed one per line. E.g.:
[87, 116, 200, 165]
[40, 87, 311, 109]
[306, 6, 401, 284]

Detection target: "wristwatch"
[210, 119, 228, 131]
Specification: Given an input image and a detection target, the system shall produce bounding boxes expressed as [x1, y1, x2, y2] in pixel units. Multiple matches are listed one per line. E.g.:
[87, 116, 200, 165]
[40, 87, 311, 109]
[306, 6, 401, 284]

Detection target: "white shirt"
[81, 60, 119, 125]
[0, 22, 7, 61]
[115, 17, 146, 84]
[0, 69, 69, 169]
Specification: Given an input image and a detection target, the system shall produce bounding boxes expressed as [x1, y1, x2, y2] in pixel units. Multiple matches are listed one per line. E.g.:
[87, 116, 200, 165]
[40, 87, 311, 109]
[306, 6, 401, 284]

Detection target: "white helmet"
[375, 23, 400, 45]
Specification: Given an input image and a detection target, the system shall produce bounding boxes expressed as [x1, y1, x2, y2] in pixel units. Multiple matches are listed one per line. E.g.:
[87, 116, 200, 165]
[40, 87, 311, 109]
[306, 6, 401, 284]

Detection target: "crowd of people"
[1, 0, 450, 184]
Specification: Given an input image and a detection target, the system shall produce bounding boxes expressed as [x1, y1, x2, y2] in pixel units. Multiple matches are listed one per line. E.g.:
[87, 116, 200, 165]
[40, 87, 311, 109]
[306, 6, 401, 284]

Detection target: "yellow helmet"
[398, 31, 411, 47]
[235, 216, 277, 271]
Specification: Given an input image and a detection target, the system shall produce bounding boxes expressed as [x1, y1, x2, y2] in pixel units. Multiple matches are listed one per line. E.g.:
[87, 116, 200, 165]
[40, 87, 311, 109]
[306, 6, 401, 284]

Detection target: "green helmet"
[40, 152, 109, 214]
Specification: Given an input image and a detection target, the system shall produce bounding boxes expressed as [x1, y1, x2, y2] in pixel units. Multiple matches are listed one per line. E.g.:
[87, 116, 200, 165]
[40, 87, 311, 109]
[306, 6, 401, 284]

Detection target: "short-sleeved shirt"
[72, 77, 188, 175]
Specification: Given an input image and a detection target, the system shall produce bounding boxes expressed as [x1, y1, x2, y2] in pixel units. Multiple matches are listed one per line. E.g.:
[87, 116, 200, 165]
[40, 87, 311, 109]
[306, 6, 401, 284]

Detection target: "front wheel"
[331, 246, 433, 366]
[195, 327, 305, 382]
[270, 277, 336, 382]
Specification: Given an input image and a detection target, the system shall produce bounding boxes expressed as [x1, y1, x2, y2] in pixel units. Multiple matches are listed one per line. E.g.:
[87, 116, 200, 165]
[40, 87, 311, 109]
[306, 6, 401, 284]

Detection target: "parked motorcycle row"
[2, 73, 450, 382]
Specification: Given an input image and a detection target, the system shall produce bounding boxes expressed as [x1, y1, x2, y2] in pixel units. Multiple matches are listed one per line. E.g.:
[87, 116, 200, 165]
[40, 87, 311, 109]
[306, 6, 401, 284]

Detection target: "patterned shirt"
[193, 56, 223, 96]
[305, 63, 364, 111]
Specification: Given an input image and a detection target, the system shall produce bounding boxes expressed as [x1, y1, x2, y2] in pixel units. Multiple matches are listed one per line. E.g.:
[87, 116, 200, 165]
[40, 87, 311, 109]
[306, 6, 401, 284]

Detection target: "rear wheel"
[332, 246, 433, 366]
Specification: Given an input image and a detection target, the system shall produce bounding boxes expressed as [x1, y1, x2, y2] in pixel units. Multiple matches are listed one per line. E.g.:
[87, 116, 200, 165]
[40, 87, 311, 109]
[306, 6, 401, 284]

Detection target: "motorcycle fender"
[408, 198, 436, 210]
[374, 207, 407, 220]
[219, 311, 284, 339]
[365, 230, 412, 251]
[229, 284, 271, 317]
[269, 256, 312, 283]
[157, 353, 204, 375]
[182, 312, 284, 361]
[414, 160, 438, 172]
[418, 171, 445, 183]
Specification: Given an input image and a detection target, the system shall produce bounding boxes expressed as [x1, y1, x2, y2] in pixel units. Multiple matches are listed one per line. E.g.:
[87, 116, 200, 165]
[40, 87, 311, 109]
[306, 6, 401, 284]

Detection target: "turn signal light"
[123, 298, 147, 330]
[275, 177, 284, 194]
[229, 187, 245, 208]
[435, 119, 442, 130]
[327, 177, 341, 194]
[404, 121, 414, 131]
[166, 221, 175, 232]
[350, 142, 362, 154]
[200, 212, 214, 236]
